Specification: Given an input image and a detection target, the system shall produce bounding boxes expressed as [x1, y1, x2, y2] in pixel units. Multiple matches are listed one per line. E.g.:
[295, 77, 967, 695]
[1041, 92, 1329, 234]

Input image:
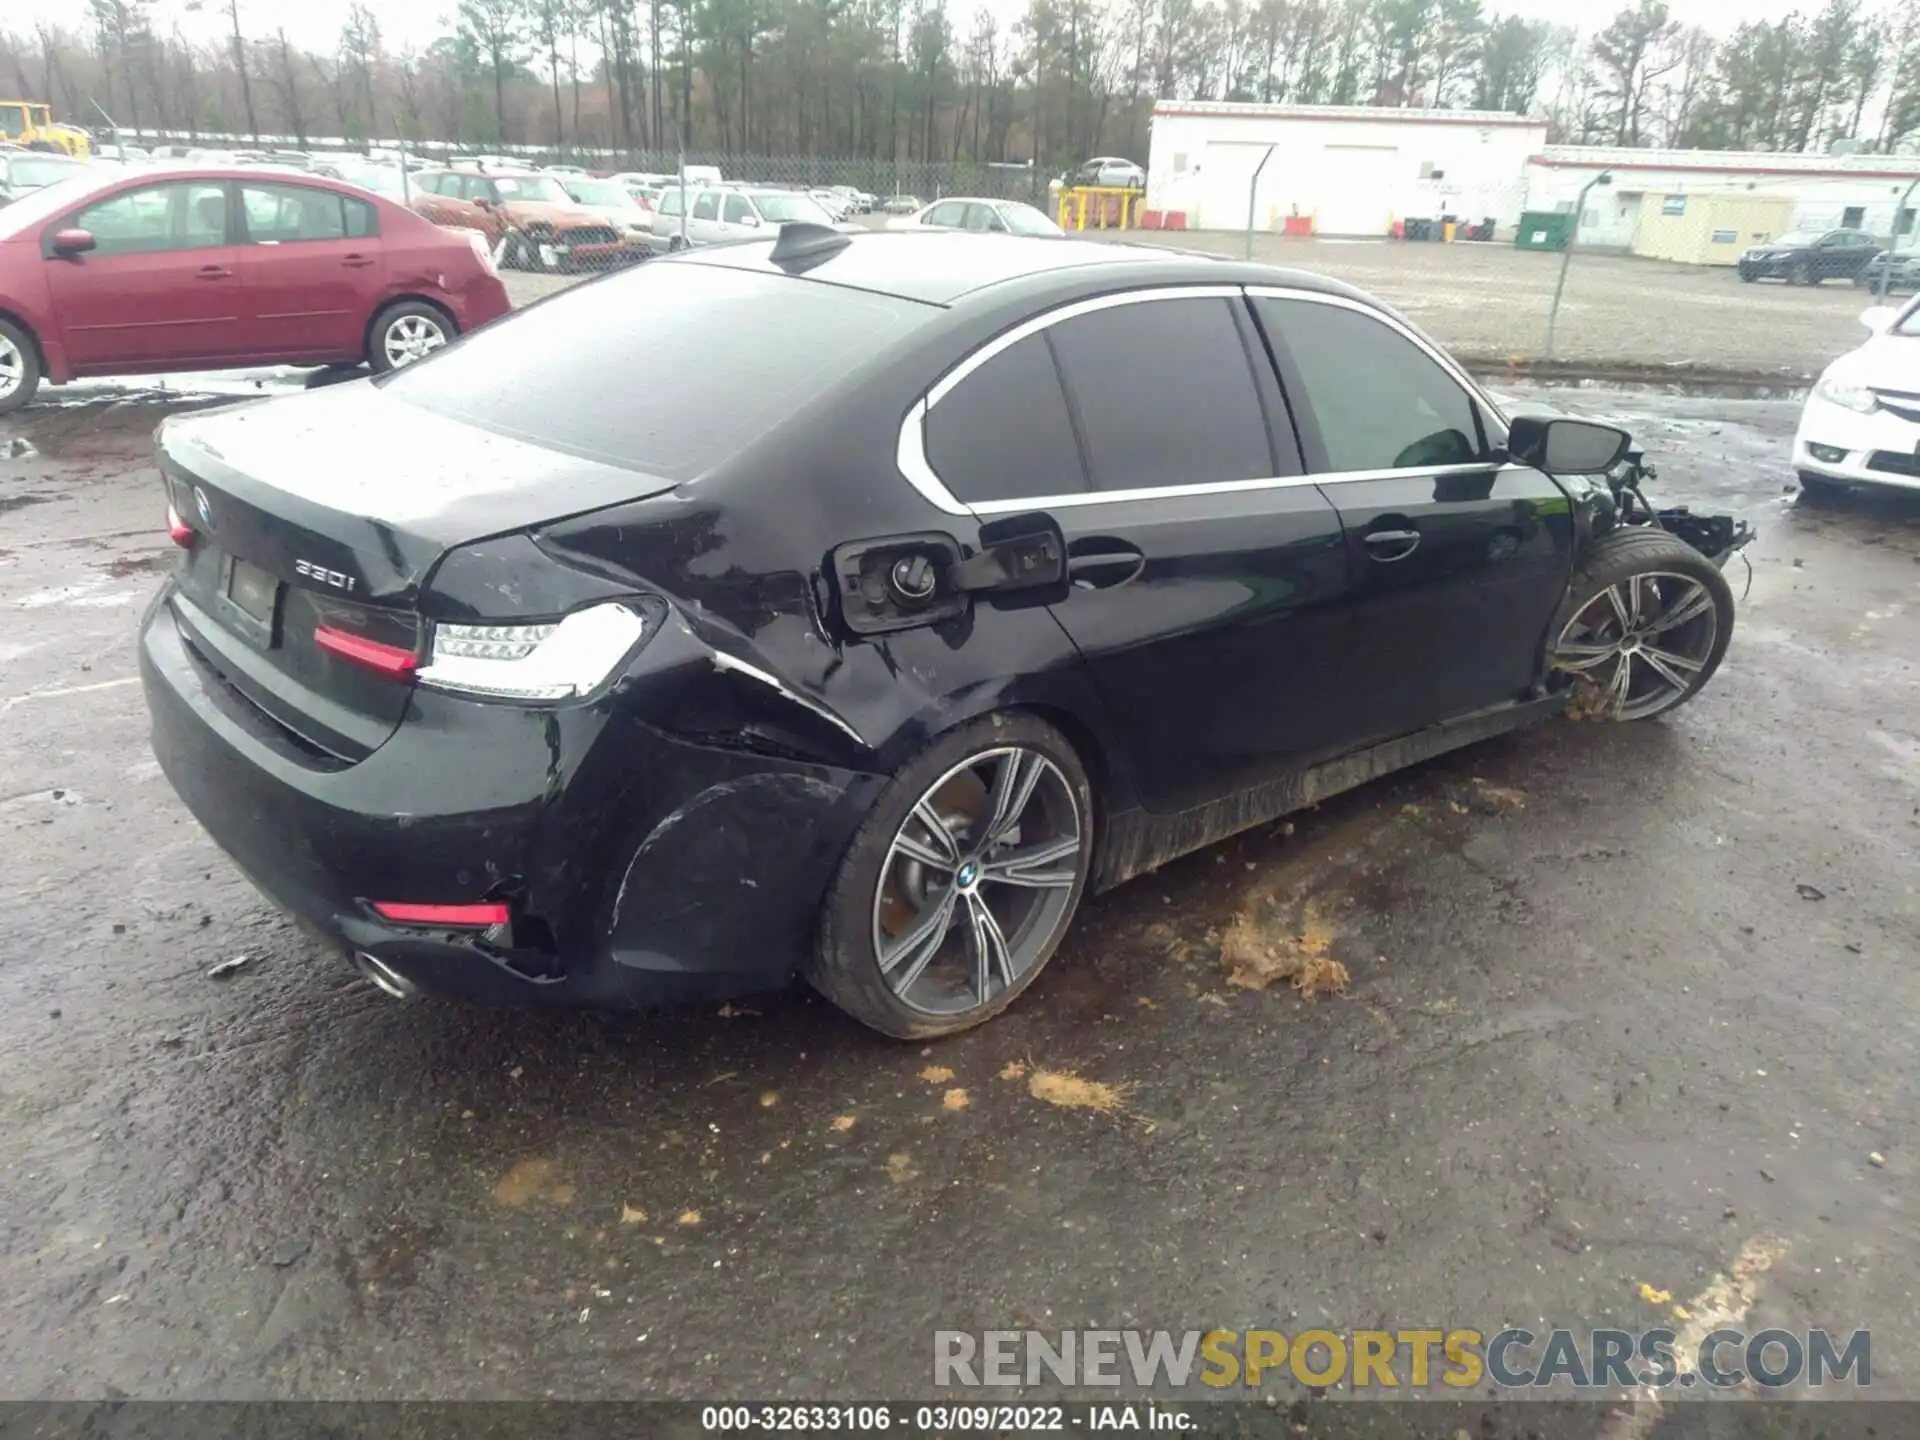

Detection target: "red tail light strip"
[372, 901, 511, 927]
[314, 624, 419, 678]
[167, 505, 196, 547]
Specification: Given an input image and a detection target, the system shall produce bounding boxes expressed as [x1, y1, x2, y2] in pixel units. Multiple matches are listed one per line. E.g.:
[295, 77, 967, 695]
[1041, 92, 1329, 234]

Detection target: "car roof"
[679, 228, 1364, 308]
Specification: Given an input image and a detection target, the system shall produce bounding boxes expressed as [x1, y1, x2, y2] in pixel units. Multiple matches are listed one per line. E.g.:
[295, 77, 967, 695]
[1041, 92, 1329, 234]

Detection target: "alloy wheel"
[0, 332, 22, 400]
[384, 315, 448, 368]
[871, 746, 1084, 1018]
[1551, 570, 1719, 720]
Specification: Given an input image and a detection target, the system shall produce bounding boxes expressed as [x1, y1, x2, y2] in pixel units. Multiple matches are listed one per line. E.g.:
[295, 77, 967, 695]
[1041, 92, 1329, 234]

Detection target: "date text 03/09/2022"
[698, 1405, 1187, 1431]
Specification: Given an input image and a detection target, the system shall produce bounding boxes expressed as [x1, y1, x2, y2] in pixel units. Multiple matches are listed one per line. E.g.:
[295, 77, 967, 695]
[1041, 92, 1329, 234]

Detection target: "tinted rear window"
[381, 263, 930, 479]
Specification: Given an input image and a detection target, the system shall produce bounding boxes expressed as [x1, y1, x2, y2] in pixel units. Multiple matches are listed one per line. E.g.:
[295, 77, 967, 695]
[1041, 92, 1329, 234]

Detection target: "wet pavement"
[0, 385, 1916, 1404]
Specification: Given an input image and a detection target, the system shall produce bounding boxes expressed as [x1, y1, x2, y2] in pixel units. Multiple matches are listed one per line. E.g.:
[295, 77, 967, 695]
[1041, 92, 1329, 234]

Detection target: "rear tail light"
[167, 503, 195, 547]
[372, 901, 510, 927]
[418, 602, 651, 701]
[314, 624, 419, 678]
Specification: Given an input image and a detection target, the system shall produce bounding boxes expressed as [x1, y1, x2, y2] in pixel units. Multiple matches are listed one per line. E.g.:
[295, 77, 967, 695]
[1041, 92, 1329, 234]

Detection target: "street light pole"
[1546, 171, 1612, 360]
[1878, 174, 1920, 306]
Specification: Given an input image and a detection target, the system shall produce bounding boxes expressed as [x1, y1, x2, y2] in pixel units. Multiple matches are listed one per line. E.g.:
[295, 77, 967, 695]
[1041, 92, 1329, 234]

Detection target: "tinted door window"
[925, 201, 965, 226]
[1047, 296, 1277, 491]
[692, 192, 719, 221]
[240, 183, 354, 242]
[925, 333, 1086, 503]
[657, 187, 683, 217]
[963, 203, 1001, 232]
[722, 194, 752, 224]
[71, 182, 230, 255]
[1254, 298, 1483, 472]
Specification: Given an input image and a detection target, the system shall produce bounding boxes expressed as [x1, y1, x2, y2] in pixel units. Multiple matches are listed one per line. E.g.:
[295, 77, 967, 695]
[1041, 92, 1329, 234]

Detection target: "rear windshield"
[380, 262, 932, 479]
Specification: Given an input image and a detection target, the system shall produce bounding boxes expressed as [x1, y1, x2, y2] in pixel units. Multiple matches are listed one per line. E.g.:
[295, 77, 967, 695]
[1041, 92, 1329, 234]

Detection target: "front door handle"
[341, 253, 376, 268]
[195, 265, 233, 280]
[1066, 542, 1145, 589]
[1362, 528, 1421, 563]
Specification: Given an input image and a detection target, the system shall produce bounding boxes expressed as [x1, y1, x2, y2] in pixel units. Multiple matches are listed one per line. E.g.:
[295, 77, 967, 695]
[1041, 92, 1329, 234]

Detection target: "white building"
[1145, 101, 1548, 236]
[1145, 100, 1920, 247]
[1522, 147, 1920, 248]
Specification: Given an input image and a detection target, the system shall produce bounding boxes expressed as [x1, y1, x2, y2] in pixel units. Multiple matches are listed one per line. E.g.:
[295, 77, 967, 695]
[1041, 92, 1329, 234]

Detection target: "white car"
[558, 175, 656, 243]
[808, 187, 851, 219]
[1794, 300, 1920, 496]
[651, 185, 843, 248]
[886, 197, 1064, 237]
[1067, 156, 1146, 189]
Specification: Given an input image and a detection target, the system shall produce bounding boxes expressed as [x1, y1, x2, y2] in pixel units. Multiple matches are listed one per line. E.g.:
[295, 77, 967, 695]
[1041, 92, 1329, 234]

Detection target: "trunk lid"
[157, 381, 676, 763]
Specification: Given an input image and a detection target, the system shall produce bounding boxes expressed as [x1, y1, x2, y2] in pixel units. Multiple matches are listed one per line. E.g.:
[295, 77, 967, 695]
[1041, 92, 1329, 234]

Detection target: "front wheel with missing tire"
[808, 714, 1093, 1039]
[1549, 528, 1735, 722]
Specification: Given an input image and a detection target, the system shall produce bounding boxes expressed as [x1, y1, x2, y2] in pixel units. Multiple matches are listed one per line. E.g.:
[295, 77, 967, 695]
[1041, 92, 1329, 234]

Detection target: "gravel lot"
[505, 231, 1885, 382]
[2, 384, 1917, 1407]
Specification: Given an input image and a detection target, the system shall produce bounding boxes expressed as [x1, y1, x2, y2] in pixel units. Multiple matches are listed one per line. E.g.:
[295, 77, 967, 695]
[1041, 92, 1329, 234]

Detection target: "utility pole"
[1546, 171, 1612, 359]
[1879, 174, 1920, 306]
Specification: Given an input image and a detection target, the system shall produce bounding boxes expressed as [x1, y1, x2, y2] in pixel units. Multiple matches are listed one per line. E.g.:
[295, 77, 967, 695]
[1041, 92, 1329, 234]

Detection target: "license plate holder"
[224, 556, 281, 643]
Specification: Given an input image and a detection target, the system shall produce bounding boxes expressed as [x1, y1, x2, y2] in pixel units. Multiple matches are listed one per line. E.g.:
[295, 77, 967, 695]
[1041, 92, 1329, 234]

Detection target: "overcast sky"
[6, 0, 1821, 60]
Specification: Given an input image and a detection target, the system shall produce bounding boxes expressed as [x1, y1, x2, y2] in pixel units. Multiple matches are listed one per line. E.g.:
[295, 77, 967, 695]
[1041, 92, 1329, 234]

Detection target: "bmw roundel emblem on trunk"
[192, 486, 214, 532]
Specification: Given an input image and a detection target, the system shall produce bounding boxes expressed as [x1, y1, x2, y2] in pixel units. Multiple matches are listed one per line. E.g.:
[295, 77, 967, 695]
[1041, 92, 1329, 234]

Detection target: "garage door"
[1313, 145, 1398, 237]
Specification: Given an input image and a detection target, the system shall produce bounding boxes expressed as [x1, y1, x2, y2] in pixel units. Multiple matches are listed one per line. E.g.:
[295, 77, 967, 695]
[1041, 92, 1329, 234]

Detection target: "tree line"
[7, 0, 1920, 170]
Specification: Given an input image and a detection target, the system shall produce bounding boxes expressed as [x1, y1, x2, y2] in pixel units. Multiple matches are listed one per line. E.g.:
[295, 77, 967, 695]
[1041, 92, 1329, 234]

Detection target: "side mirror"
[52, 227, 96, 255]
[474, 197, 493, 210]
[738, 213, 761, 228]
[1861, 305, 1896, 333]
[1505, 414, 1632, 475]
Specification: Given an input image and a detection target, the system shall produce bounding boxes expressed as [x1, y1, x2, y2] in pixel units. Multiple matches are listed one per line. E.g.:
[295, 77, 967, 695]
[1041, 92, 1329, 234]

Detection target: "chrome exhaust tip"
[352, 950, 418, 1001]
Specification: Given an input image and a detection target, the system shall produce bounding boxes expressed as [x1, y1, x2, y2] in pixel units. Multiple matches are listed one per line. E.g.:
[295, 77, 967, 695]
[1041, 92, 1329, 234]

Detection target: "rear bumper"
[139, 583, 882, 1008]
[1793, 393, 1920, 493]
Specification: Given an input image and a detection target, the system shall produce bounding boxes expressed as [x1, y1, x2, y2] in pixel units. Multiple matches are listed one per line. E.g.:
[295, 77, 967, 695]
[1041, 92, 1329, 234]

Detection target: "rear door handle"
[195, 265, 233, 280]
[1066, 542, 1145, 589]
[1362, 528, 1421, 563]
[341, 254, 376, 268]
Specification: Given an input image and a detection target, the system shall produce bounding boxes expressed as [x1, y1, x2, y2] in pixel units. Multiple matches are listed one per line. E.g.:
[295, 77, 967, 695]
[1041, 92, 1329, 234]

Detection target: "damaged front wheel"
[1550, 529, 1735, 721]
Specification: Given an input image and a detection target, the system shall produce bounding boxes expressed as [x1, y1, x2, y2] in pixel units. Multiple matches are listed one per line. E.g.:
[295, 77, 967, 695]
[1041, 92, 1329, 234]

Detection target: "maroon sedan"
[0, 166, 511, 414]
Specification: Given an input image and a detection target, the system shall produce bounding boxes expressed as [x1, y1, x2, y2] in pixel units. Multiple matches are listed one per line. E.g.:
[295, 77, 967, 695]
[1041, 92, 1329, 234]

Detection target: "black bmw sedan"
[139, 225, 1749, 1038]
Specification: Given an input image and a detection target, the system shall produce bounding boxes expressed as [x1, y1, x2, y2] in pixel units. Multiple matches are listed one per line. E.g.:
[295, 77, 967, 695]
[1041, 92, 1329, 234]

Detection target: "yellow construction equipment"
[0, 102, 93, 158]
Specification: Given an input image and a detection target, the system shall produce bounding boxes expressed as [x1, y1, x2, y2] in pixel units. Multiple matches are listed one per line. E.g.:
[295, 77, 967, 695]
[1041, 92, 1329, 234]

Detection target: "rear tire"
[807, 713, 1094, 1039]
[367, 300, 453, 374]
[1548, 528, 1734, 722]
[0, 318, 43, 416]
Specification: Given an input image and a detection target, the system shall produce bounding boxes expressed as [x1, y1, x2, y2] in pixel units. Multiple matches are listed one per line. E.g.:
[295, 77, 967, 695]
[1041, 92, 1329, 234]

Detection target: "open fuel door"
[829, 513, 1067, 638]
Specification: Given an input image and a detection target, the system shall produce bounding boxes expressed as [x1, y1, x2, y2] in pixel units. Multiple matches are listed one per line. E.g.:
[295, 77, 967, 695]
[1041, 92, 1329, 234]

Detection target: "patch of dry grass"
[1218, 902, 1350, 997]
[1027, 1068, 1131, 1113]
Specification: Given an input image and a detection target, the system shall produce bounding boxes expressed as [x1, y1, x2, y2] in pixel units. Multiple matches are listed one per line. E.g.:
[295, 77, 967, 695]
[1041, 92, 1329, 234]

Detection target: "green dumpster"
[1514, 210, 1576, 251]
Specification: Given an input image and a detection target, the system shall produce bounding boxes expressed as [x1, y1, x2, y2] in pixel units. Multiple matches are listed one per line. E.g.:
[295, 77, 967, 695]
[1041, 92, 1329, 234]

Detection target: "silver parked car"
[886, 197, 1064, 237]
[650, 185, 843, 249]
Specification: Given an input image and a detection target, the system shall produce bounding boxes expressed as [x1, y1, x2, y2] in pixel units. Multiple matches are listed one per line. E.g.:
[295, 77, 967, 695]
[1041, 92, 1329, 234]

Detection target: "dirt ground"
[505, 231, 1881, 381]
[2, 380, 1917, 1414]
